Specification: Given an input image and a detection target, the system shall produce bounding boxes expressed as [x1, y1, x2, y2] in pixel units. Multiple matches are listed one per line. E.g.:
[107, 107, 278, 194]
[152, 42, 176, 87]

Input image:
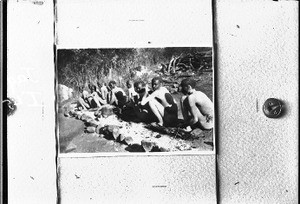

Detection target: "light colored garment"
[128, 87, 138, 100]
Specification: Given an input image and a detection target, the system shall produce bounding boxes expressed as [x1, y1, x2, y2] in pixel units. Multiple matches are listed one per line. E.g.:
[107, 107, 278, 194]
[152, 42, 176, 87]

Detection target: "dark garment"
[140, 102, 157, 123]
[163, 103, 178, 127]
[87, 96, 98, 108]
[163, 93, 178, 127]
[115, 91, 127, 108]
[127, 95, 157, 123]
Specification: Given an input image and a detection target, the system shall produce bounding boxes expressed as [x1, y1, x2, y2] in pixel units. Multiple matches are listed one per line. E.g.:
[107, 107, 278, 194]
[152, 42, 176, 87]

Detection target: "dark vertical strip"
[212, 0, 220, 204]
[53, 0, 60, 203]
[1, 0, 8, 203]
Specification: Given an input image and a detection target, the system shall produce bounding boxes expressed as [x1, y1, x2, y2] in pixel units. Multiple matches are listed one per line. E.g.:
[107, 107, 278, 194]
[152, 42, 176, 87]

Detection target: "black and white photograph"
[57, 47, 214, 154]
[3, 0, 299, 203]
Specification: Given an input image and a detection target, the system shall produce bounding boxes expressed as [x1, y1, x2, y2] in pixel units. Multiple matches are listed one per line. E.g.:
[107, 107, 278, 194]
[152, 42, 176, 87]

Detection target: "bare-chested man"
[127, 80, 156, 123]
[98, 82, 108, 101]
[107, 80, 127, 108]
[89, 84, 107, 107]
[77, 87, 90, 110]
[180, 78, 213, 130]
[77, 85, 99, 110]
[141, 77, 178, 127]
[126, 80, 137, 101]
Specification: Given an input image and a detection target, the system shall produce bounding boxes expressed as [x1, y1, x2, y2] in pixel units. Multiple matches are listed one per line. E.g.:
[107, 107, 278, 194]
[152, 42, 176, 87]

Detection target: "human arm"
[107, 91, 117, 105]
[178, 96, 190, 127]
[91, 92, 102, 107]
[101, 87, 108, 100]
[140, 90, 159, 106]
[78, 97, 90, 109]
[188, 96, 201, 125]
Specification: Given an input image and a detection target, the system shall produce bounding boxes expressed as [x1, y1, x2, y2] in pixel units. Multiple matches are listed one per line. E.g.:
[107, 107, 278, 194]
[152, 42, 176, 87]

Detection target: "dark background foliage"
[57, 47, 212, 93]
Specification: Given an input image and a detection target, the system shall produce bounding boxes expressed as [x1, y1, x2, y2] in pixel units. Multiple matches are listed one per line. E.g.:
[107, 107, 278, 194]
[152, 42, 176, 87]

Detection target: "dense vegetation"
[57, 47, 212, 92]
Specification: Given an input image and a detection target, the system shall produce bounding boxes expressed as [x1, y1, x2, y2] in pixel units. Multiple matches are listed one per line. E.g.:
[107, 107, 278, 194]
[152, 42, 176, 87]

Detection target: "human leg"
[190, 113, 213, 130]
[92, 95, 102, 108]
[87, 96, 98, 109]
[148, 99, 164, 126]
[78, 97, 90, 110]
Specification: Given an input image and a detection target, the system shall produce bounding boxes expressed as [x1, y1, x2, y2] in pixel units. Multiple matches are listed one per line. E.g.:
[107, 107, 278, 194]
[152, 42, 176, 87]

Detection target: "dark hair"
[78, 86, 84, 93]
[152, 76, 162, 84]
[134, 80, 145, 88]
[134, 81, 146, 94]
[126, 80, 133, 86]
[181, 78, 196, 88]
[91, 84, 97, 92]
[108, 80, 116, 86]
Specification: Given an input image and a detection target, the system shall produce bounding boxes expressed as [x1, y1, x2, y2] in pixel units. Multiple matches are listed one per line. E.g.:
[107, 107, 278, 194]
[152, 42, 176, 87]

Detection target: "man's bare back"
[180, 78, 213, 130]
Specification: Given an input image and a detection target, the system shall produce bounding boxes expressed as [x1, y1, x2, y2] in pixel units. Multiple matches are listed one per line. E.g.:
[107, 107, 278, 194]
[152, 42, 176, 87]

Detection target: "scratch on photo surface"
[256, 99, 259, 112]
[228, 33, 237, 37]
[41, 102, 45, 120]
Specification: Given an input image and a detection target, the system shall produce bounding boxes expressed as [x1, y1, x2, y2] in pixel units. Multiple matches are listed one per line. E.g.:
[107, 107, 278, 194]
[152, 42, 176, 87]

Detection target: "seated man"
[107, 80, 127, 108]
[126, 80, 138, 101]
[89, 84, 107, 107]
[77, 87, 92, 110]
[125, 80, 157, 123]
[141, 77, 178, 127]
[97, 81, 109, 102]
[180, 78, 213, 130]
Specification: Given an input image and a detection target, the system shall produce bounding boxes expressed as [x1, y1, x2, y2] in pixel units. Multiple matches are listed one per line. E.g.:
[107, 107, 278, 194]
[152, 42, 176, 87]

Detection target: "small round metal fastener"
[262, 98, 283, 118]
[3, 98, 17, 116]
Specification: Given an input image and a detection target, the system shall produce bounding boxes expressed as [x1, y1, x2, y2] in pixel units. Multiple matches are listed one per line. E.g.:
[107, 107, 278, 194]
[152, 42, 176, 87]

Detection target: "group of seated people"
[77, 77, 214, 131]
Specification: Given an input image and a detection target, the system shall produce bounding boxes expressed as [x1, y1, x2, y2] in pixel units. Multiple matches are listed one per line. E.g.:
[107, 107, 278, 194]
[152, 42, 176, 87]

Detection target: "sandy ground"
[58, 105, 214, 154]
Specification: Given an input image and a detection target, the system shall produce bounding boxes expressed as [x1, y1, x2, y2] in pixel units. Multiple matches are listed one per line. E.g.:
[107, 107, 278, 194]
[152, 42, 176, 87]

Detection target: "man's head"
[134, 81, 146, 94]
[89, 84, 96, 93]
[88, 83, 92, 92]
[126, 80, 133, 89]
[151, 77, 162, 91]
[78, 86, 84, 93]
[180, 78, 196, 95]
[108, 80, 117, 90]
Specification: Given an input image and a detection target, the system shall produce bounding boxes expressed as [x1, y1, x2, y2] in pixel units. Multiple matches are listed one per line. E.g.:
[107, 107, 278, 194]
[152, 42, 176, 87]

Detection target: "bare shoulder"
[160, 87, 169, 93]
[194, 90, 206, 96]
[152, 87, 167, 97]
[194, 91, 210, 100]
[187, 94, 196, 104]
[180, 95, 188, 102]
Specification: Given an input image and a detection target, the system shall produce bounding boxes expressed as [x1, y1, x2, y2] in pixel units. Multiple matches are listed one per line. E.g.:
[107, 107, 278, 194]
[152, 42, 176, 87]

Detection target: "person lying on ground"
[140, 77, 178, 127]
[180, 78, 213, 130]
[107, 80, 128, 109]
[126, 80, 138, 101]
